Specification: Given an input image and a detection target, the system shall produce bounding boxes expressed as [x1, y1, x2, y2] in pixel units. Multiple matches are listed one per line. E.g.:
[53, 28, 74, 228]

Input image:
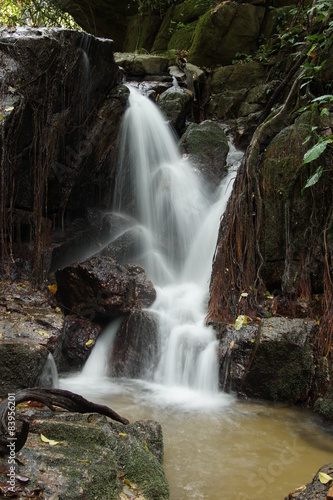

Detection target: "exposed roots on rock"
[0, 387, 129, 456]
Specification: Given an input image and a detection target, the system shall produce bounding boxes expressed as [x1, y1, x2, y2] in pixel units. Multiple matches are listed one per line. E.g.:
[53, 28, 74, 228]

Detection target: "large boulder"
[55, 256, 156, 321]
[188, 2, 265, 67]
[157, 87, 193, 135]
[216, 317, 317, 403]
[110, 311, 159, 379]
[179, 120, 229, 189]
[114, 53, 169, 77]
[1, 411, 169, 499]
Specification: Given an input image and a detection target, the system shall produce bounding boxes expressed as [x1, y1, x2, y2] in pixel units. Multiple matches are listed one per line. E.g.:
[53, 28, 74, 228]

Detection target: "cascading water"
[62, 85, 242, 403]
[112, 86, 241, 396]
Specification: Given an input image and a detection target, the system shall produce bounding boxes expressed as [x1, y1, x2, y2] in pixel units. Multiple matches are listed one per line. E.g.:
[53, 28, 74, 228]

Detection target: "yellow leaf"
[48, 284, 57, 295]
[144, 440, 149, 451]
[318, 471, 332, 484]
[124, 478, 133, 488]
[85, 339, 94, 346]
[40, 434, 59, 446]
[5, 106, 14, 112]
[55, 306, 61, 313]
[38, 330, 49, 337]
[119, 432, 127, 437]
[234, 315, 248, 331]
[0, 333, 2, 340]
[230, 340, 234, 350]
[241, 292, 248, 298]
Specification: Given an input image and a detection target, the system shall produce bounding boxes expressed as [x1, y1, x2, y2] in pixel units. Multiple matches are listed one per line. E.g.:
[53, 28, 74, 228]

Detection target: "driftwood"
[0, 387, 129, 456]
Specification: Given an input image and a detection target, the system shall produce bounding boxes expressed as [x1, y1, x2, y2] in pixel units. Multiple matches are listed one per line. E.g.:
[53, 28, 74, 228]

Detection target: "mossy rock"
[11, 413, 170, 499]
[123, 14, 162, 52]
[168, 22, 196, 51]
[188, 3, 264, 67]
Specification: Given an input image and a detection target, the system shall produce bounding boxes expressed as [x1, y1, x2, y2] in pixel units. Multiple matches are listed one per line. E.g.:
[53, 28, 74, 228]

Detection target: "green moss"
[168, 23, 196, 51]
[314, 390, 333, 421]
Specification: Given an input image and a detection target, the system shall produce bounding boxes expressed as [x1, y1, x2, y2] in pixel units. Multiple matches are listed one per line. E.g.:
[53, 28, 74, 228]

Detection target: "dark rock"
[286, 463, 333, 499]
[179, 120, 229, 189]
[55, 256, 156, 321]
[101, 225, 149, 265]
[157, 87, 194, 135]
[215, 317, 318, 403]
[0, 342, 49, 396]
[239, 318, 316, 402]
[55, 316, 103, 371]
[110, 311, 159, 379]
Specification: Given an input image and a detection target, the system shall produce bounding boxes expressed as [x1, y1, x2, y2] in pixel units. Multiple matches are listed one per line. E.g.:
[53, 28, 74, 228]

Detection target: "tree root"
[0, 387, 129, 456]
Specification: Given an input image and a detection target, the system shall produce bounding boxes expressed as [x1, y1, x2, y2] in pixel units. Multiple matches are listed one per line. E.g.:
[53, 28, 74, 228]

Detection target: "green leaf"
[318, 471, 333, 484]
[301, 166, 323, 195]
[303, 140, 329, 164]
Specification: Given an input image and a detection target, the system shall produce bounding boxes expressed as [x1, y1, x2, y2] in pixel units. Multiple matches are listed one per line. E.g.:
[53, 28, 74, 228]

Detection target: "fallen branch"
[0, 387, 129, 456]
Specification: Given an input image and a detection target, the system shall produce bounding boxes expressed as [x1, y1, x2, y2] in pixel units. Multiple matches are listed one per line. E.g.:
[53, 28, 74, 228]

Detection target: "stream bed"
[60, 375, 333, 500]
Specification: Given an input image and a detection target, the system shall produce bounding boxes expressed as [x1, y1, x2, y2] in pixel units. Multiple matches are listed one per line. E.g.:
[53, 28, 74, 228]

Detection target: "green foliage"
[231, 52, 253, 65]
[0, 0, 79, 29]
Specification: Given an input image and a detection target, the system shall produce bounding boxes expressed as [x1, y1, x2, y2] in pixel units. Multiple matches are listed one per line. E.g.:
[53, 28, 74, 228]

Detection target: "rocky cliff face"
[0, 28, 125, 283]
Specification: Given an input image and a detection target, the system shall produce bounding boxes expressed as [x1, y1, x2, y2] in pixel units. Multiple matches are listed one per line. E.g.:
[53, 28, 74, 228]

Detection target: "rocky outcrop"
[55, 256, 156, 321]
[0, 280, 64, 395]
[0, 410, 169, 499]
[0, 28, 125, 282]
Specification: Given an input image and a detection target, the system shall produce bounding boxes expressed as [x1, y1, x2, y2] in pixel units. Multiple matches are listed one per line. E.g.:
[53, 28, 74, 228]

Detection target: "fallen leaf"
[241, 292, 248, 298]
[234, 315, 248, 331]
[85, 339, 94, 347]
[318, 471, 332, 484]
[119, 432, 127, 437]
[40, 434, 60, 446]
[144, 440, 149, 451]
[230, 340, 234, 350]
[38, 330, 49, 337]
[47, 284, 57, 295]
[5, 106, 14, 112]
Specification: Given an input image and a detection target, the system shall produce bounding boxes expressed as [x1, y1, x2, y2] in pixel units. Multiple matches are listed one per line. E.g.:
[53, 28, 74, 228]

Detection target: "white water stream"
[60, 86, 333, 498]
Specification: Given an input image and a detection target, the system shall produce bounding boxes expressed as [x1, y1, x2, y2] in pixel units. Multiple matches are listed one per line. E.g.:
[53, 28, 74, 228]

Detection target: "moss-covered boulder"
[188, 2, 265, 67]
[179, 120, 229, 189]
[0, 412, 169, 499]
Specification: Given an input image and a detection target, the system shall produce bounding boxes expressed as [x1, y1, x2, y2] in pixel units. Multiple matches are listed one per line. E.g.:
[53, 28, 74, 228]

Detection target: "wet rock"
[180, 120, 229, 189]
[0, 342, 49, 396]
[110, 311, 159, 379]
[114, 52, 169, 76]
[157, 87, 193, 134]
[0, 411, 169, 499]
[216, 318, 317, 403]
[55, 256, 156, 321]
[101, 225, 148, 265]
[286, 463, 333, 499]
[55, 316, 103, 371]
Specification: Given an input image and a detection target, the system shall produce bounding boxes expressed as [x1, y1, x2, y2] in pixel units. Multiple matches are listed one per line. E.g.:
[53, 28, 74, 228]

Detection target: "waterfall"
[111, 86, 241, 395]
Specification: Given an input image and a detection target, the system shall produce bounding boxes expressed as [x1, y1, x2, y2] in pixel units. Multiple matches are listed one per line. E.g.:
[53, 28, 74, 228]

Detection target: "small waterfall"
[75, 86, 241, 400]
[39, 353, 59, 388]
